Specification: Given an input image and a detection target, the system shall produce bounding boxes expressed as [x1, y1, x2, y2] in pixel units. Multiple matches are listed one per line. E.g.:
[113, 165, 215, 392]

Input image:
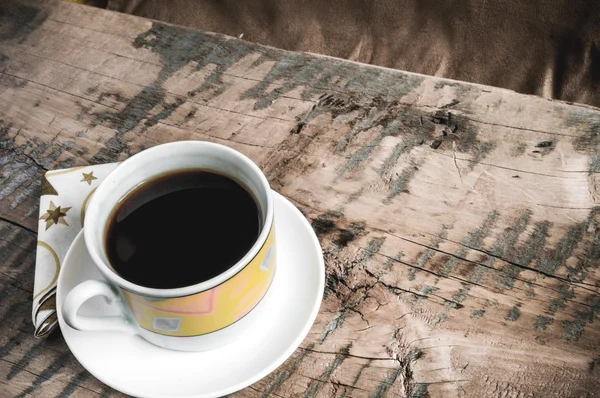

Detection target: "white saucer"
[57, 192, 324, 398]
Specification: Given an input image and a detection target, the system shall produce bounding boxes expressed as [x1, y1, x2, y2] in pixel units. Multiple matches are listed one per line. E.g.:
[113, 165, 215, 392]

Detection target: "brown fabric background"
[107, 0, 600, 107]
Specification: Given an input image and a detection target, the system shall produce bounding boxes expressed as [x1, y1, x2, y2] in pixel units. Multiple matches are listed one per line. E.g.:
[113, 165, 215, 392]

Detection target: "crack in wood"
[302, 347, 395, 363]
[0, 216, 36, 235]
[301, 344, 352, 398]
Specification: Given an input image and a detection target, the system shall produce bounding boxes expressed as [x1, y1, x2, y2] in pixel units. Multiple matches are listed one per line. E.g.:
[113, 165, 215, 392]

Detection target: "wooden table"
[1, 1, 599, 397]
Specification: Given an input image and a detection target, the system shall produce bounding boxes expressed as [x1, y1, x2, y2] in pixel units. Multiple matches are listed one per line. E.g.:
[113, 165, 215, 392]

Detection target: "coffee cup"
[61, 141, 276, 351]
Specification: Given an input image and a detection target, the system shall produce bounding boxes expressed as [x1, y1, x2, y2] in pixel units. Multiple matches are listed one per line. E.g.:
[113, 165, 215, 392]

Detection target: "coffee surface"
[105, 169, 260, 289]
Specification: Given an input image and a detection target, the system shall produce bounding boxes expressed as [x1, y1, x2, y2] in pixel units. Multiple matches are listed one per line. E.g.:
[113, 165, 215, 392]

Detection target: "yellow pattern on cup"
[120, 227, 276, 336]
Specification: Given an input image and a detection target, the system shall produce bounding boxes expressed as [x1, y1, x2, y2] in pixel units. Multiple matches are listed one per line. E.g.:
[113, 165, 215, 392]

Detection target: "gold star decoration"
[39, 201, 71, 230]
[80, 171, 98, 185]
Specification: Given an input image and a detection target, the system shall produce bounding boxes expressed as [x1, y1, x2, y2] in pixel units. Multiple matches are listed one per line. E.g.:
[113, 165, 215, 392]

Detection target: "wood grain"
[0, 1, 599, 397]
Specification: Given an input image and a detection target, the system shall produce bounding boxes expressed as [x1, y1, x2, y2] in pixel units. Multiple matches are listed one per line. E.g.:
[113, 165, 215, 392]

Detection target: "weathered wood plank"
[0, 283, 127, 398]
[0, 0, 599, 397]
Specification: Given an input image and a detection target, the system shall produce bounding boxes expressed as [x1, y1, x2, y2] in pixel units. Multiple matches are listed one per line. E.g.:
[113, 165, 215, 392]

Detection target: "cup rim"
[83, 141, 274, 298]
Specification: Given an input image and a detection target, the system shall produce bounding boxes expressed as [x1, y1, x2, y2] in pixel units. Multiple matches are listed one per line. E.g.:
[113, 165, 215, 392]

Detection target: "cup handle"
[62, 279, 137, 334]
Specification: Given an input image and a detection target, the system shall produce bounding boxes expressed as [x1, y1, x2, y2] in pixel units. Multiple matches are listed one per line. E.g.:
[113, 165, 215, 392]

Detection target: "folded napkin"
[33, 163, 118, 338]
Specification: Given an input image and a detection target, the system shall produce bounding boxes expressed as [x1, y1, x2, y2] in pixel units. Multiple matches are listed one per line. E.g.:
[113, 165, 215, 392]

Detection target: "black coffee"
[105, 169, 260, 289]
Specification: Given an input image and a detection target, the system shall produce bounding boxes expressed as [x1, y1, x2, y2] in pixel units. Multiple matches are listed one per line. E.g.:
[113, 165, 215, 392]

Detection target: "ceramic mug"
[61, 141, 276, 351]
